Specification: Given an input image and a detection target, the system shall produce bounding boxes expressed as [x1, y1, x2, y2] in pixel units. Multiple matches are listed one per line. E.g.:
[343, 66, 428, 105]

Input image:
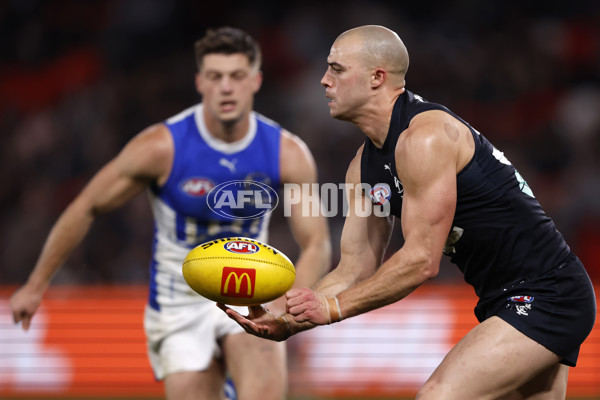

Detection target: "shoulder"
[345, 144, 365, 185]
[117, 123, 174, 180]
[402, 110, 462, 149]
[123, 123, 173, 158]
[396, 110, 471, 175]
[279, 129, 318, 184]
[280, 129, 312, 159]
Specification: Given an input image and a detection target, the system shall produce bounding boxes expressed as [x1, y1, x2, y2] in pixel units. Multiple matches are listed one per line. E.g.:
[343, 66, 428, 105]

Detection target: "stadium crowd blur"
[1, 1, 599, 285]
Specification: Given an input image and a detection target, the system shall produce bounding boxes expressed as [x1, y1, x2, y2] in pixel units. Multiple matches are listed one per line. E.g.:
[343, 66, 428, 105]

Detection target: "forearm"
[292, 239, 331, 290]
[336, 247, 435, 320]
[27, 201, 95, 291]
[268, 239, 330, 317]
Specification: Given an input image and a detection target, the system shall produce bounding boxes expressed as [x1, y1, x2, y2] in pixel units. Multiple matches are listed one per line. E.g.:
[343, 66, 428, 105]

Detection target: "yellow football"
[182, 237, 296, 306]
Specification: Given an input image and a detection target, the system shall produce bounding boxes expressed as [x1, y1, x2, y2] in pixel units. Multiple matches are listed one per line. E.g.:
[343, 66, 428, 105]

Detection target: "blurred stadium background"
[0, 0, 598, 398]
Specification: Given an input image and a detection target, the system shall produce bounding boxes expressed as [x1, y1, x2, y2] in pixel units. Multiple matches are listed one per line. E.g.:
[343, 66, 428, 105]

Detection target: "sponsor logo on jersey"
[224, 240, 259, 254]
[369, 183, 392, 206]
[221, 267, 256, 298]
[180, 178, 215, 197]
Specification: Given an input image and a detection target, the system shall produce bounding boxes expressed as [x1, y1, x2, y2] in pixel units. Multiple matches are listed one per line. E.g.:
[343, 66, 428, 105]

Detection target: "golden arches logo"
[221, 267, 256, 298]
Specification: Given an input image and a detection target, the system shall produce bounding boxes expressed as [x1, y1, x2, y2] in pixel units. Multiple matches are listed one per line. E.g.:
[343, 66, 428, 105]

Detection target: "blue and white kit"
[144, 104, 282, 379]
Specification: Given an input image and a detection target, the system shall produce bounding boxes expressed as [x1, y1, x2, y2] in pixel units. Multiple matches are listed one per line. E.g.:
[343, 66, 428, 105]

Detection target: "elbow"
[408, 249, 440, 282]
[421, 262, 439, 281]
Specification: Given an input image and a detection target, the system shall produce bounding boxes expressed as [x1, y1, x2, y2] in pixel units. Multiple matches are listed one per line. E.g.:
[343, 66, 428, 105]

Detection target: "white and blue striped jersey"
[147, 104, 281, 310]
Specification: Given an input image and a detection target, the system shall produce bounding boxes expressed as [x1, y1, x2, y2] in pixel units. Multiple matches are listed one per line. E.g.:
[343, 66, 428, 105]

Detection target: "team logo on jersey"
[224, 240, 259, 254]
[207, 179, 279, 220]
[369, 183, 392, 206]
[508, 295, 534, 303]
[507, 295, 534, 316]
[180, 178, 215, 197]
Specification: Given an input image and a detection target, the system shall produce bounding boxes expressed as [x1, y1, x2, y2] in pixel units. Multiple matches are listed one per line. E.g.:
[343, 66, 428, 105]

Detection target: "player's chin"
[329, 107, 348, 121]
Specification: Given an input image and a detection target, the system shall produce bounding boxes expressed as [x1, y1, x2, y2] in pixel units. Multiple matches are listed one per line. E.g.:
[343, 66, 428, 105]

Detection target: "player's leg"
[163, 359, 226, 400]
[222, 332, 287, 400]
[416, 316, 564, 400]
[498, 363, 569, 400]
[144, 303, 231, 400]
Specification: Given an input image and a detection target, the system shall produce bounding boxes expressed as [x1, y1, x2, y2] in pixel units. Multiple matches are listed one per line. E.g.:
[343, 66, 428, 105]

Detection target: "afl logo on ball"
[224, 240, 259, 254]
[180, 178, 215, 197]
[369, 183, 391, 206]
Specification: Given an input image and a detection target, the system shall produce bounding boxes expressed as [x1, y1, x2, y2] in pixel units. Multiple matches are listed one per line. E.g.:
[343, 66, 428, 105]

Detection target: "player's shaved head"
[335, 25, 409, 85]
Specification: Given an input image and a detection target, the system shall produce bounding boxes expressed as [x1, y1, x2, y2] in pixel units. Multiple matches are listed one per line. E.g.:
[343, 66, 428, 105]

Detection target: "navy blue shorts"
[474, 254, 596, 367]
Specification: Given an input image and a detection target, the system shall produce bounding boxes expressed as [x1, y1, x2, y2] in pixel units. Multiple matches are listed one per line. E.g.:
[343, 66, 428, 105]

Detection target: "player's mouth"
[220, 101, 237, 112]
[325, 96, 335, 107]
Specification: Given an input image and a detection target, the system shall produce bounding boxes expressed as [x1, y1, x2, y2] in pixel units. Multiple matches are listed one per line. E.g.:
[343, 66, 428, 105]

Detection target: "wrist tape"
[325, 296, 343, 324]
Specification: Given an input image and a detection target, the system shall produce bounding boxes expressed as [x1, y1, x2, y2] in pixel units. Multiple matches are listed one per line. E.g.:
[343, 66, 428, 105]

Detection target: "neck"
[354, 90, 403, 148]
[203, 110, 250, 143]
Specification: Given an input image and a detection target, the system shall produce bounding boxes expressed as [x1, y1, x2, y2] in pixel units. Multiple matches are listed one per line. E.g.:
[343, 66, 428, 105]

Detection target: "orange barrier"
[0, 284, 598, 398]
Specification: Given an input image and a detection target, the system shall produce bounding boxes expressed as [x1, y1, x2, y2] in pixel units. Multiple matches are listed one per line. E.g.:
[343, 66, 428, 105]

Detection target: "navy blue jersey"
[361, 90, 571, 298]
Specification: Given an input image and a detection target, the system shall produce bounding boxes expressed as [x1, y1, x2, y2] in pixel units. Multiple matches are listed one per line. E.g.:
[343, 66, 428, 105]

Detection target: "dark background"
[1, 0, 599, 285]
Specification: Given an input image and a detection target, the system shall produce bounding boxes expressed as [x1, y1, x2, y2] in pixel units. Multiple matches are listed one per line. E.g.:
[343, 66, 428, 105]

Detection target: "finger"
[286, 287, 311, 300]
[226, 309, 268, 336]
[12, 310, 21, 324]
[216, 303, 230, 313]
[286, 288, 316, 307]
[288, 301, 311, 316]
[22, 315, 31, 331]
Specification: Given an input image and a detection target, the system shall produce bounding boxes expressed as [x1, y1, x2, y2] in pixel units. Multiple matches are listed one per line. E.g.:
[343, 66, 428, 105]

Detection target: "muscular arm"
[276, 131, 331, 304]
[334, 112, 464, 319]
[10, 123, 173, 329]
[313, 147, 393, 297]
[221, 146, 390, 337]
[221, 112, 470, 338]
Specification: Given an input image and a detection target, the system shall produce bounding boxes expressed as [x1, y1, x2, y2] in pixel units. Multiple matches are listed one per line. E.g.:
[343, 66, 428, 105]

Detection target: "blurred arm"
[10, 123, 173, 329]
[270, 130, 331, 314]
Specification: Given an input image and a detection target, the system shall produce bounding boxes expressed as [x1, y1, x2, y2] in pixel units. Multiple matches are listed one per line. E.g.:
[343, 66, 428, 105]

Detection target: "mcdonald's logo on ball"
[182, 237, 296, 305]
[221, 267, 256, 298]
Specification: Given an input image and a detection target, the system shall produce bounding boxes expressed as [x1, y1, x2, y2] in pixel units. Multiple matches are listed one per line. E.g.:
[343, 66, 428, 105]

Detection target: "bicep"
[397, 123, 458, 268]
[77, 124, 172, 215]
[279, 131, 326, 246]
[339, 153, 393, 280]
[77, 160, 147, 215]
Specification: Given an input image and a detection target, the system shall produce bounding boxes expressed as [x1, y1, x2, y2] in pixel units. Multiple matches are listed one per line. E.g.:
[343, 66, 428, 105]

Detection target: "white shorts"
[144, 302, 246, 380]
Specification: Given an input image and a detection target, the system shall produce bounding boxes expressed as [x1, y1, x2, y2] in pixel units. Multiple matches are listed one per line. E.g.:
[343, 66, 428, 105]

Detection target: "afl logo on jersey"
[369, 183, 392, 206]
[180, 178, 215, 197]
[224, 240, 259, 254]
[207, 179, 279, 220]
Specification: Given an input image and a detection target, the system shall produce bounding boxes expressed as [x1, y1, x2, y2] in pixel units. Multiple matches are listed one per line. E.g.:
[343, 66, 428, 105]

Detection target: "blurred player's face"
[196, 53, 262, 126]
[320, 37, 371, 121]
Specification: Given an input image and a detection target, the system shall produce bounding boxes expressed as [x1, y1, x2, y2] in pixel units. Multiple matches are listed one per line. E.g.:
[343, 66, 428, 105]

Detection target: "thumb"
[247, 305, 268, 318]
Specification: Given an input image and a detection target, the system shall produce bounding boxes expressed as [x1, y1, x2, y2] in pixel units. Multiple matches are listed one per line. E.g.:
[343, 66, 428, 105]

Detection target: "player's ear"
[371, 68, 386, 88]
[194, 72, 203, 95]
[252, 70, 263, 93]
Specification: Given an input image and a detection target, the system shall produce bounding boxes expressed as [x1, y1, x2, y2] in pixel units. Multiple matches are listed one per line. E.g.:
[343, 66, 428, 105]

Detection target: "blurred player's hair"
[194, 27, 262, 71]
